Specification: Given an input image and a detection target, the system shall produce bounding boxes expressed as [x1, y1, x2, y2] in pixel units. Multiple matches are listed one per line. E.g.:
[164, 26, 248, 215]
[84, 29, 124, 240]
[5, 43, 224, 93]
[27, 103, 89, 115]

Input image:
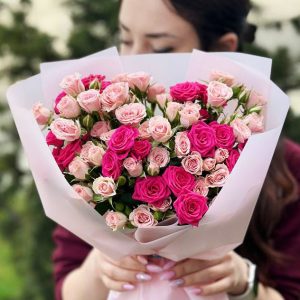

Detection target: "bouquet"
[7, 48, 288, 300]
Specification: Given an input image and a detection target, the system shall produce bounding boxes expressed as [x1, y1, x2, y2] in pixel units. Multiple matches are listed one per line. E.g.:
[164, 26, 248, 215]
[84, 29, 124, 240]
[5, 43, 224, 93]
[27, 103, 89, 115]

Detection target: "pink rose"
[215, 148, 229, 163]
[108, 125, 139, 159]
[138, 121, 152, 140]
[207, 81, 233, 107]
[100, 82, 129, 112]
[166, 102, 183, 122]
[60, 73, 85, 97]
[115, 103, 146, 126]
[101, 150, 123, 180]
[193, 177, 209, 197]
[56, 95, 81, 118]
[243, 113, 264, 133]
[226, 149, 240, 172]
[92, 176, 116, 198]
[54, 91, 66, 114]
[105, 211, 127, 231]
[80, 142, 105, 166]
[209, 70, 235, 87]
[156, 93, 172, 108]
[100, 129, 116, 145]
[188, 121, 216, 157]
[90, 121, 111, 138]
[123, 157, 143, 177]
[205, 164, 229, 187]
[163, 166, 195, 196]
[50, 118, 81, 141]
[148, 116, 172, 143]
[46, 130, 64, 148]
[147, 83, 166, 102]
[32, 103, 51, 125]
[132, 176, 171, 204]
[111, 73, 129, 83]
[147, 147, 170, 168]
[175, 131, 191, 158]
[210, 122, 235, 150]
[170, 82, 206, 102]
[126, 72, 151, 92]
[77, 89, 101, 113]
[81, 74, 105, 89]
[181, 151, 203, 175]
[149, 197, 172, 212]
[180, 102, 201, 128]
[203, 158, 216, 171]
[72, 184, 93, 203]
[129, 205, 157, 228]
[247, 91, 267, 109]
[173, 190, 208, 226]
[131, 139, 152, 160]
[230, 118, 251, 143]
[69, 156, 90, 180]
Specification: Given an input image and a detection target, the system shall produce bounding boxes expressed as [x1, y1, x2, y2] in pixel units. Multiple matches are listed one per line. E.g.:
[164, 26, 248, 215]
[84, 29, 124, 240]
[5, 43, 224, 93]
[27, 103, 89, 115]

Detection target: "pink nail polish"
[146, 264, 163, 273]
[159, 271, 175, 281]
[136, 272, 152, 281]
[123, 283, 135, 291]
[186, 287, 202, 295]
[137, 255, 148, 265]
[170, 278, 184, 287]
[163, 260, 176, 270]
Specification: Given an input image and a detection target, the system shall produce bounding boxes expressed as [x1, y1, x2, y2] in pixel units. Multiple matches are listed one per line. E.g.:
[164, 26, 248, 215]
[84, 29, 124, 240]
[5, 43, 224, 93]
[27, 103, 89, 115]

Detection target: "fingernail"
[136, 272, 152, 281]
[170, 278, 184, 287]
[137, 255, 148, 265]
[163, 260, 176, 270]
[159, 271, 175, 281]
[123, 283, 135, 291]
[186, 287, 202, 295]
[146, 264, 163, 273]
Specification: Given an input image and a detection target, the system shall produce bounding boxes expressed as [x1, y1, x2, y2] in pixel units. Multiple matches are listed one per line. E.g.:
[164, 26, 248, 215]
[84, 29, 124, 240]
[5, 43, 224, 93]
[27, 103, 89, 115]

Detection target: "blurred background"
[0, 0, 300, 299]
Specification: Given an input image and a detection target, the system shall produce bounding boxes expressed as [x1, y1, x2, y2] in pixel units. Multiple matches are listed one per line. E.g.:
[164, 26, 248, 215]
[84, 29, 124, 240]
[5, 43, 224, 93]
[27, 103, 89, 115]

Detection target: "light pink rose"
[207, 81, 233, 107]
[205, 164, 229, 187]
[203, 158, 216, 171]
[148, 116, 172, 143]
[149, 197, 172, 212]
[231, 118, 251, 143]
[100, 82, 129, 112]
[77, 89, 101, 113]
[105, 211, 127, 231]
[90, 121, 111, 138]
[100, 129, 116, 145]
[147, 163, 160, 176]
[129, 205, 158, 228]
[215, 148, 229, 163]
[156, 93, 172, 108]
[115, 103, 146, 126]
[123, 157, 143, 177]
[179, 102, 201, 128]
[56, 95, 81, 118]
[111, 73, 129, 83]
[69, 156, 89, 180]
[243, 113, 264, 133]
[181, 151, 203, 175]
[59, 73, 85, 97]
[147, 83, 166, 102]
[166, 102, 183, 122]
[193, 177, 209, 197]
[72, 184, 93, 203]
[209, 70, 235, 86]
[85, 143, 105, 166]
[50, 118, 81, 141]
[247, 91, 267, 109]
[138, 121, 152, 140]
[175, 131, 191, 158]
[92, 176, 116, 198]
[80, 141, 93, 162]
[148, 147, 170, 168]
[32, 103, 51, 125]
[126, 72, 151, 92]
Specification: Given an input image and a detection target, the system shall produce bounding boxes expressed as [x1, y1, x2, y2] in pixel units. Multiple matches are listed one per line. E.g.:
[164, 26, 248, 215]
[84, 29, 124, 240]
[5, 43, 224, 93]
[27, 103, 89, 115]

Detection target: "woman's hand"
[159, 251, 248, 296]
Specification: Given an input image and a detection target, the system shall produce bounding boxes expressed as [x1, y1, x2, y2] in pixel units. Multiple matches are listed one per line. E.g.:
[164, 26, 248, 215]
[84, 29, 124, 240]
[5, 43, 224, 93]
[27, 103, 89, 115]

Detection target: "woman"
[53, 0, 300, 299]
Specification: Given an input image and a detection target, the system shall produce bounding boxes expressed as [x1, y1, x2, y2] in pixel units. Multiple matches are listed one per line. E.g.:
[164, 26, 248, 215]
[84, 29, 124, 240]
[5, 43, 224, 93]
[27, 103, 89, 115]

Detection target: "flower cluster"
[33, 70, 265, 230]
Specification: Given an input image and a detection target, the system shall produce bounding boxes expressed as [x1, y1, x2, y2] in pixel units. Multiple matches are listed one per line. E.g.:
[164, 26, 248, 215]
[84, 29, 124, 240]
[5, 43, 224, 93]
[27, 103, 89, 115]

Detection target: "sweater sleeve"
[52, 225, 92, 300]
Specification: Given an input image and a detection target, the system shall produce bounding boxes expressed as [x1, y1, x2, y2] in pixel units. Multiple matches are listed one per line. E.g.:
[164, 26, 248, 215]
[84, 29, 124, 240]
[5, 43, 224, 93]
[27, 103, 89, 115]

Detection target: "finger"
[200, 277, 232, 296]
[105, 255, 147, 273]
[101, 274, 136, 292]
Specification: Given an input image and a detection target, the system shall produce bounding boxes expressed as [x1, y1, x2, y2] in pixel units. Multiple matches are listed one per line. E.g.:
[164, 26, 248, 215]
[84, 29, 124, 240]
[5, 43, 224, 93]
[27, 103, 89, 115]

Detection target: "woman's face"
[119, 0, 201, 55]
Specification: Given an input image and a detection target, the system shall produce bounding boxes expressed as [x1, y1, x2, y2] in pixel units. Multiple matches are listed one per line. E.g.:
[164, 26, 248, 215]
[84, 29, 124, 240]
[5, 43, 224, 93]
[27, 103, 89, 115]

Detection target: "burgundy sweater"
[52, 139, 300, 300]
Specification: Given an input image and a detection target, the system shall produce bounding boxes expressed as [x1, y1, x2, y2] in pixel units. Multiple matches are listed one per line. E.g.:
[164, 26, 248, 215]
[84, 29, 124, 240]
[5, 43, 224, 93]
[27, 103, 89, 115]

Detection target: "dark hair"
[167, 0, 256, 50]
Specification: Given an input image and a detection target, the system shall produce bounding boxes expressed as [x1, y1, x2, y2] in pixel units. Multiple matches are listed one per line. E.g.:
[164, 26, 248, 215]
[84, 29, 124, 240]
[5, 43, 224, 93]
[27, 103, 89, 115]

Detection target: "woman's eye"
[120, 39, 133, 47]
[153, 47, 174, 53]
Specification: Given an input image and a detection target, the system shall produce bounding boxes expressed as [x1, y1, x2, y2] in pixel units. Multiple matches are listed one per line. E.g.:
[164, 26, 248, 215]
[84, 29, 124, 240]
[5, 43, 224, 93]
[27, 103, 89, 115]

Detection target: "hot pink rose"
[50, 118, 81, 141]
[132, 176, 171, 204]
[215, 148, 229, 163]
[181, 151, 203, 175]
[247, 91, 267, 109]
[129, 205, 157, 228]
[90, 121, 111, 138]
[226, 149, 240, 172]
[56, 95, 81, 118]
[123, 157, 143, 177]
[166, 102, 183, 122]
[131, 139, 152, 160]
[101, 150, 123, 180]
[46, 130, 64, 148]
[69, 156, 89, 180]
[100, 82, 129, 112]
[147, 147, 170, 168]
[156, 93, 172, 108]
[81, 74, 105, 89]
[138, 121, 152, 140]
[163, 166, 195, 196]
[149, 197, 172, 212]
[147, 83, 166, 102]
[207, 81, 233, 107]
[108, 125, 139, 159]
[92, 176, 116, 198]
[230, 118, 251, 143]
[100, 129, 116, 145]
[203, 158, 216, 171]
[173, 190, 208, 226]
[105, 211, 127, 231]
[126, 72, 151, 92]
[148, 116, 172, 143]
[175, 131, 191, 158]
[170, 81, 204, 102]
[115, 103, 146, 126]
[54, 91, 67, 114]
[180, 102, 201, 128]
[188, 121, 216, 157]
[77, 89, 101, 113]
[243, 113, 264, 133]
[193, 177, 209, 197]
[32, 103, 51, 125]
[72, 184, 93, 202]
[210, 122, 235, 150]
[60, 73, 85, 97]
[209, 70, 235, 87]
[205, 164, 229, 187]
